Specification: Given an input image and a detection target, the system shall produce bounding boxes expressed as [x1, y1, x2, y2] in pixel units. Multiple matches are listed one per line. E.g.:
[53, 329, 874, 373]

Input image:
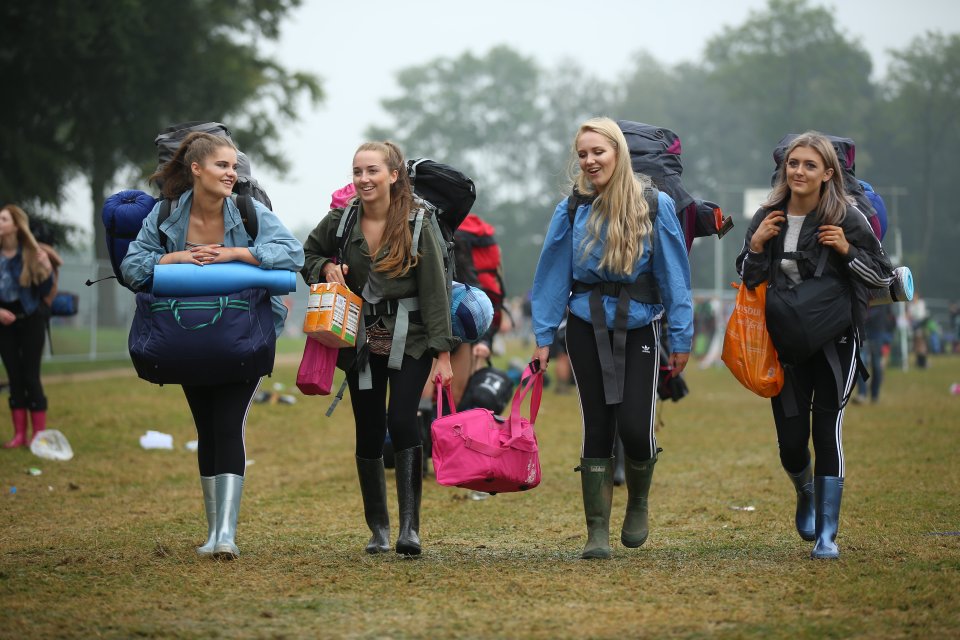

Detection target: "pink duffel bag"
[296, 336, 338, 395]
[430, 363, 543, 494]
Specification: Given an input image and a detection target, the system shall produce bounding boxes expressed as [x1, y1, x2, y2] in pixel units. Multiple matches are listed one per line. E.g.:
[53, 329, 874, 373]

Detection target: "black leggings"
[0, 306, 47, 411]
[347, 352, 434, 459]
[771, 328, 858, 478]
[566, 314, 661, 461]
[182, 378, 260, 477]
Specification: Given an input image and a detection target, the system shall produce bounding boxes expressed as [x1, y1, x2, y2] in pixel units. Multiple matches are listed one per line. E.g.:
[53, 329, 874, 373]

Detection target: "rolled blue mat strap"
[153, 263, 297, 296]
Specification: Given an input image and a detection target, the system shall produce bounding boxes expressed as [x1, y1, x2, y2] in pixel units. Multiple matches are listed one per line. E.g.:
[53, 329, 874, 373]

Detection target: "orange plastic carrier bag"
[722, 282, 785, 398]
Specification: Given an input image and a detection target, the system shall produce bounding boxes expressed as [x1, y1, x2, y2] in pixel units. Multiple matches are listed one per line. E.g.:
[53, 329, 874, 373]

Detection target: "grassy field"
[2, 347, 959, 639]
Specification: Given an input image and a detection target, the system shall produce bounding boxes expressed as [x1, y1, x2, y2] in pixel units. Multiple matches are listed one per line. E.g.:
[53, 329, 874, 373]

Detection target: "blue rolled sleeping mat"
[152, 263, 297, 296]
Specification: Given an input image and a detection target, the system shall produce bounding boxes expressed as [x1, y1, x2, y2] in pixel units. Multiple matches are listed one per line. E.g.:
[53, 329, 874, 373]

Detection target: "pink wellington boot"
[3, 409, 29, 448]
[29, 410, 47, 443]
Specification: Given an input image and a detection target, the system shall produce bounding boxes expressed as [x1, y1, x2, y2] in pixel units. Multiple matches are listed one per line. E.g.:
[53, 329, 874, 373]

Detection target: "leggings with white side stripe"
[770, 327, 858, 478]
[182, 378, 261, 477]
[565, 314, 661, 461]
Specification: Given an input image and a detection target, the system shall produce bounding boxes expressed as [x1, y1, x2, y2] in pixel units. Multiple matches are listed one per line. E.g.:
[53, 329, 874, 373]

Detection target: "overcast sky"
[60, 0, 960, 237]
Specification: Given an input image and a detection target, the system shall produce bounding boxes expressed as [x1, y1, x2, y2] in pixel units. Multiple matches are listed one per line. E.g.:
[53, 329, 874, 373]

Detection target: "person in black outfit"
[736, 132, 893, 559]
[0, 204, 54, 449]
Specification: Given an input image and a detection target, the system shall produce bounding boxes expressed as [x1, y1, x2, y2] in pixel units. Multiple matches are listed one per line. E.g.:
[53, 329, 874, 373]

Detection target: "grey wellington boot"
[785, 462, 816, 541]
[212, 473, 244, 560]
[621, 453, 658, 548]
[577, 458, 614, 559]
[811, 476, 844, 560]
[196, 476, 217, 556]
[395, 446, 423, 556]
[356, 456, 391, 554]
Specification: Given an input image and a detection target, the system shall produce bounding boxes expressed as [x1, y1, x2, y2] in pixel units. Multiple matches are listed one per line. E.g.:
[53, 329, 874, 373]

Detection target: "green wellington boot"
[356, 456, 391, 554]
[576, 458, 614, 559]
[621, 453, 658, 548]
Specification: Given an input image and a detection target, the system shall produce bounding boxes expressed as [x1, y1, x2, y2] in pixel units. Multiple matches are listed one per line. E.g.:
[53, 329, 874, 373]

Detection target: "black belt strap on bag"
[572, 276, 661, 405]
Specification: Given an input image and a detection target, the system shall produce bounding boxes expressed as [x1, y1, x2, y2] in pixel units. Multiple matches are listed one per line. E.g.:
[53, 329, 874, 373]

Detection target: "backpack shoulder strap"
[335, 198, 361, 264]
[158, 199, 173, 249]
[235, 194, 259, 241]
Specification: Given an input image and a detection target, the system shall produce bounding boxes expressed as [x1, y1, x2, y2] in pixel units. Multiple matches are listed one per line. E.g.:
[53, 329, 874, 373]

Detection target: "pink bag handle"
[504, 364, 543, 448]
[434, 375, 456, 419]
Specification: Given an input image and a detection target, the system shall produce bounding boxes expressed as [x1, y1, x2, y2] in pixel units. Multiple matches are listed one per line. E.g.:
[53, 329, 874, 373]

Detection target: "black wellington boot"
[395, 445, 423, 556]
[785, 462, 816, 542]
[356, 456, 391, 554]
[811, 476, 844, 560]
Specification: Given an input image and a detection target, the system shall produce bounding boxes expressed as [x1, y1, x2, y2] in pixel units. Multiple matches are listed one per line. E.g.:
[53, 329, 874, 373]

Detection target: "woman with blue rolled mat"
[531, 117, 693, 560]
[302, 141, 456, 556]
[121, 132, 304, 560]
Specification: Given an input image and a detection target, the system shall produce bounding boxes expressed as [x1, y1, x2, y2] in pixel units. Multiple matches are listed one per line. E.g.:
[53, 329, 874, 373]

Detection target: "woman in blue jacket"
[531, 117, 693, 560]
[0, 204, 55, 448]
[122, 132, 304, 560]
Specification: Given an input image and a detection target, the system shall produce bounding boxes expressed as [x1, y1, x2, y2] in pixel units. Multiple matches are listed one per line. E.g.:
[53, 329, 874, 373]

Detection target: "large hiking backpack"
[772, 133, 884, 241]
[97, 122, 270, 291]
[101, 191, 258, 292]
[335, 157, 477, 284]
[154, 121, 274, 210]
[454, 214, 505, 336]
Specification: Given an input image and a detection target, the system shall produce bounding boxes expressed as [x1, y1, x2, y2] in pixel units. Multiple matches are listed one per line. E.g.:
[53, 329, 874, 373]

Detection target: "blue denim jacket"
[531, 191, 694, 353]
[120, 190, 305, 337]
[0, 249, 54, 316]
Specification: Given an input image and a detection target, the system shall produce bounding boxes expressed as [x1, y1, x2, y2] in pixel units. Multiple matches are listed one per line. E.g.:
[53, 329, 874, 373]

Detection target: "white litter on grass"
[139, 431, 174, 450]
[184, 440, 199, 452]
[730, 505, 756, 511]
[30, 430, 74, 461]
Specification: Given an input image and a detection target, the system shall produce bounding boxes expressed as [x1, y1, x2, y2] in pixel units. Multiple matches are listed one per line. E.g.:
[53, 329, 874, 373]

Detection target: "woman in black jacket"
[736, 132, 893, 559]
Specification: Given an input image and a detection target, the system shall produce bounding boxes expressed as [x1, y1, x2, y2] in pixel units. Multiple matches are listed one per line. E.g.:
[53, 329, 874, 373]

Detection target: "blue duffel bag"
[128, 287, 275, 386]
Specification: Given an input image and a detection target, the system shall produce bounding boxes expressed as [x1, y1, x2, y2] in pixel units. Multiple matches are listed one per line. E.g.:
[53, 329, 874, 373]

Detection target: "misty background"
[4, 0, 959, 339]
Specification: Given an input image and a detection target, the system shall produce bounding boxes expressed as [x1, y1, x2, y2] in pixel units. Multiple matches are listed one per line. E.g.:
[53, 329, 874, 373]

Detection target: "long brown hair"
[1, 204, 51, 286]
[763, 131, 851, 225]
[149, 132, 237, 201]
[569, 117, 652, 275]
[356, 141, 418, 278]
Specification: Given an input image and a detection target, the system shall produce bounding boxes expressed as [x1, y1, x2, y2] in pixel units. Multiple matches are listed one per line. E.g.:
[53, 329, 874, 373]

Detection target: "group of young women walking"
[3, 117, 893, 563]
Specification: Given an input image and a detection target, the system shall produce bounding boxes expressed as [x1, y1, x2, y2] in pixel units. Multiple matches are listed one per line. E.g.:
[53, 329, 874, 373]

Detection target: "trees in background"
[0, 0, 322, 322]
[372, 0, 955, 298]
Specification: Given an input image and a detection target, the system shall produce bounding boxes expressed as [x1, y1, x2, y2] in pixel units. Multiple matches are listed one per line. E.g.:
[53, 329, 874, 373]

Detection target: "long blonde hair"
[763, 131, 851, 225]
[570, 117, 653, 275]
[356, 141, 418, 278]
[1, 204, 52, 287]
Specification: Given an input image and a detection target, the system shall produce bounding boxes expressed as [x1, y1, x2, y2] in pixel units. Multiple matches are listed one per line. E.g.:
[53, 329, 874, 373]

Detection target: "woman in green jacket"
[302, 141, 456, 556]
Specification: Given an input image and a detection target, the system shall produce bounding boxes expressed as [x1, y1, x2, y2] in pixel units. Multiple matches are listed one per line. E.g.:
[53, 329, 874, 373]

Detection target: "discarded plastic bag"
[30, 429, 74, 461]
[139, 430, 174, 450]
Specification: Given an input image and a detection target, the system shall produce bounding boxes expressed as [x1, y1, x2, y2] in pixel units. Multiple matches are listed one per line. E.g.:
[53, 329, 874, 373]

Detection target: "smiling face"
[785, 145, 833, 201]
[191, 146, 238, 199]
[577, 130, 617, 193]
[353, 149, 398, 206]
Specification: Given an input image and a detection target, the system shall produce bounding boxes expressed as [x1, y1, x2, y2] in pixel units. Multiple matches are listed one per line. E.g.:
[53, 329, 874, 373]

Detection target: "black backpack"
[566, 120, 733, 252]
[154, 121, 274, 210]
[335, 158, 476, 285]
[771, 133, 882, 241]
